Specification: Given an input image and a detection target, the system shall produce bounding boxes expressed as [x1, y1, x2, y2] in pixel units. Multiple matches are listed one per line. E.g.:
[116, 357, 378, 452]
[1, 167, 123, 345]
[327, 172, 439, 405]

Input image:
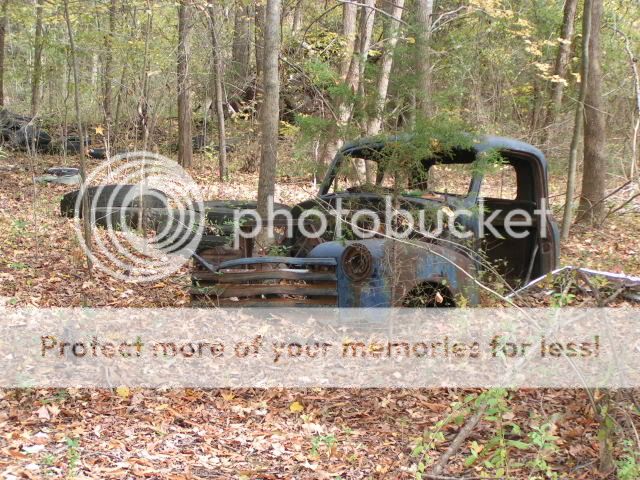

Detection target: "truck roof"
[319, 134, 548, 196]
[339, 134, 546, 168]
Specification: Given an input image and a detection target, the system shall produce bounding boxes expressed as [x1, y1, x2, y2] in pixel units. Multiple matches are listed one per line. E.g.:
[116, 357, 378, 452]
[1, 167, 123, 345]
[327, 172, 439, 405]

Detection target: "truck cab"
[191, 135, 559, 307]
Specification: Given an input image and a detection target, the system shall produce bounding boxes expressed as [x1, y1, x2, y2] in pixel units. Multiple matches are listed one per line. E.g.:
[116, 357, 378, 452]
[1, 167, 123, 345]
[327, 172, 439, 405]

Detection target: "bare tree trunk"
[561, 0, 592, 240]
[177, 0, 192, 168]
[352, 0, 377, 181]
[291, 0, 303, 36]
[255, 3, 266, 83]
[231, 5, 251, 84]
[577, 0, 606, 224]
[256, 0, 281, 249]
[366, 0, 405, 136]
[633, 119, 640, 179]
[339, 1, 358, 80]
[63, 0, 92, 273]
[31, 0, 44, 117]
[530, 77, 545, 139]
[90, 53, 98, 89]
[543, 0, 578, 137]
[415, 0, 433, 117]
[136, 4, 152, 142]
[318, 2, 372, 166]
[0, 0, 8, 107]
[207, 3, 227, 181]
[355, 0, 376, 99]
[103, 0, 117, 126]
[597, 391, 615, 475]
[615, 27, 640, 178]
[114, 63, 126, 137]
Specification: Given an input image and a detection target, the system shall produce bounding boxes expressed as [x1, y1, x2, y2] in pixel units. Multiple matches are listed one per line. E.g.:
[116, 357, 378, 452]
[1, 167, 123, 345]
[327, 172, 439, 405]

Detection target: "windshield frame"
[319, 141, 482, 205]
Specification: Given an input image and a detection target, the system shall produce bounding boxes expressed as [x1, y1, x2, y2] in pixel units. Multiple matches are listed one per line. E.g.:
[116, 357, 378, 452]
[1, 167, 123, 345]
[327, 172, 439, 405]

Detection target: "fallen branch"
[603, 284, 629, 306]
[425, 475, 503, 480]
[508, 266, 640, 300]
[574, 180, 632, 224]
[430, 404, 487, 477]
[603, 191, 640, 221]
[576, 269, 602, 306]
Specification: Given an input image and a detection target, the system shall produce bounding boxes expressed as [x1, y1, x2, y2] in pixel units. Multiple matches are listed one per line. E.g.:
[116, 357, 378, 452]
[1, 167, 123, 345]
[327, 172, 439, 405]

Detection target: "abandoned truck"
[191, 135, 560, 307]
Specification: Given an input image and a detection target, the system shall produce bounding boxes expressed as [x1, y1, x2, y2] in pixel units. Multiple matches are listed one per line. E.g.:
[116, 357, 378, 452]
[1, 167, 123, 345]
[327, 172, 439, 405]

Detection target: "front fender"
[308, 239, 479, 307]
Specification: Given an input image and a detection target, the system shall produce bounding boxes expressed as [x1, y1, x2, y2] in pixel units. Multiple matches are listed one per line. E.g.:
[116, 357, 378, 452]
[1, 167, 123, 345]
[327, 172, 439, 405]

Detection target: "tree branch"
[335, 0, 409, 25]
[430, 404, 487, 476]
[431, 6, 467, 32]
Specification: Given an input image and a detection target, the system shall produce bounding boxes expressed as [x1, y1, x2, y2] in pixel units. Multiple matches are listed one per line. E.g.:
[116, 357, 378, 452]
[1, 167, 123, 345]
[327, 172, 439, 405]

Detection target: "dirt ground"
[0, 151, 639, 479]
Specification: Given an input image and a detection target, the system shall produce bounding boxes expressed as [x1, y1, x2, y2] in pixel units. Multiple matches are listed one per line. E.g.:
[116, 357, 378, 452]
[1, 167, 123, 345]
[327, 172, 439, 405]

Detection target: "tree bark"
[31, 0, 44, 117]
[561, 0, 592, 240]
[207, 3, 227, 181]
[355, 0, 376, 98]
[231, 5, 251, 84]
[339, 1, 358, 80]
[136, 3, 152, 142]
[0, 0, 9, 107]
[318, 2, 374, 166]
[291, 0, 303, 35]
[614, 27, 640, 178]
[530, 77, 544, 138]
[415, 0, 433, 117]
[351, 0, 377, 181]
[103, 0, 117, 126]
[366, 0, 405, 136]
[596, 391, 615, 475]
[255, 3, 266, 83]
[543, 0, 578, 135]
[177, 0, 193, 168]
[63, 0, 92, 273]
[256, 0, 281, 249]
[91, 53, 98, 89]
[114, 63, 126, 137]
[577, 0, 606, 224]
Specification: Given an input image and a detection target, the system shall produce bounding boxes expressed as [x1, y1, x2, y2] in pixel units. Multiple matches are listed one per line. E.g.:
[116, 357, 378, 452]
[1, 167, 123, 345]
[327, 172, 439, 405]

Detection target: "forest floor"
[0, 147, 639, 479]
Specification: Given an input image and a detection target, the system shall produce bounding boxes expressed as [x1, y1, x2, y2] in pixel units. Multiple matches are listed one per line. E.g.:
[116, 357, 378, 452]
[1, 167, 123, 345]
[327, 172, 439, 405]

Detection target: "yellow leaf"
[289, 401, 304, 413]
[406, 37, 415, 44]
[221, 391, 235, 401]
[116, 386, 130, 399]
[95, 125, 104, 136]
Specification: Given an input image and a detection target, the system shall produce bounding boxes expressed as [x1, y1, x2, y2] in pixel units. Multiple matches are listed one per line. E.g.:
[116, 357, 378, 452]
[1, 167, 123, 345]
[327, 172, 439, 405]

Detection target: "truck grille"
[191, 257, 338, 307]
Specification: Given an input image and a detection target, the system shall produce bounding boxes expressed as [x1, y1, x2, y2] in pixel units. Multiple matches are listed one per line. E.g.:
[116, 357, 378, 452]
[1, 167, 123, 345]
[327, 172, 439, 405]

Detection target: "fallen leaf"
[502, 411, 515, 421]
[36, 405, 50, 420]
[22, 445, 45, 454]
[116, 386, 130, 399]
[272, 443, 285, 457]
[221, 391, 235, 401]
[289, 401, 304, 413]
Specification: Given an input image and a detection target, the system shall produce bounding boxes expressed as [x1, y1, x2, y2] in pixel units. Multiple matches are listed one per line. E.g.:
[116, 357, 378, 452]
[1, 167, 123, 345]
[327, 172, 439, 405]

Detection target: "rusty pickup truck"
[191, 135, 560, 307]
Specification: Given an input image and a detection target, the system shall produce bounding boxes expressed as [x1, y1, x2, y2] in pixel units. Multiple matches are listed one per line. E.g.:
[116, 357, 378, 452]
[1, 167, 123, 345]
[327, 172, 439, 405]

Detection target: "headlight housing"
[341, 243, 373, 281]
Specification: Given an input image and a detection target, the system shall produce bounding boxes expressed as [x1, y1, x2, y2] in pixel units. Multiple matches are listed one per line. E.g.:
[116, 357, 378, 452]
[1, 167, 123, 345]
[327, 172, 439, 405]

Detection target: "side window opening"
[479, 163, 518, 201]
[424, 163, 474, 197]
[478, 154, 540, 285]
